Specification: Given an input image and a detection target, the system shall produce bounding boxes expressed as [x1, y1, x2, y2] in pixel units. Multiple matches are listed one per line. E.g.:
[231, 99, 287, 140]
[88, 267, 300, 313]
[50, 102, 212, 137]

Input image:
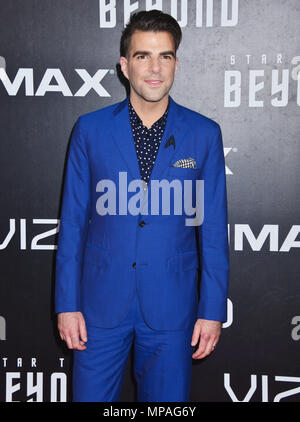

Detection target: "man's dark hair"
[120, 10, 182, 58]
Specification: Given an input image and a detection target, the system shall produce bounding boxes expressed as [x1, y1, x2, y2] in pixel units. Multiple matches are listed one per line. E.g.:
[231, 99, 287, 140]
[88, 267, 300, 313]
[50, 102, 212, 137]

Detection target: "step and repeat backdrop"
[0, 0, 299, 402]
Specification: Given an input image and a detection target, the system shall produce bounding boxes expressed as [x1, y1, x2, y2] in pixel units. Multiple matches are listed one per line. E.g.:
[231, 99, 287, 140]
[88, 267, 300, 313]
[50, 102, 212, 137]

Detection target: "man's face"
[120, 30, 178, 104]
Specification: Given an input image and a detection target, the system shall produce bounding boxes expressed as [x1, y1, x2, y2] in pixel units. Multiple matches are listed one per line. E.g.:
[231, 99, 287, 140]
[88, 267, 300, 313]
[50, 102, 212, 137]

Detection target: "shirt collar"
[128, 97, 170, 129]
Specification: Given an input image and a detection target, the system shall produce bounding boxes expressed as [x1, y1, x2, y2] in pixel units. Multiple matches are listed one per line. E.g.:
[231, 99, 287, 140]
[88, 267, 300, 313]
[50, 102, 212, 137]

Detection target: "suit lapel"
[149, 96, 188, 183]
[110, 95, 189, 183]
[110, 96, 141, 181]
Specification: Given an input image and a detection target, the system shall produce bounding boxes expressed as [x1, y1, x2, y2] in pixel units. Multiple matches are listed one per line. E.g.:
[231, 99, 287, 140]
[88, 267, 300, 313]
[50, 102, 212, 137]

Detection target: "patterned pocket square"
[172, 157, 196, 168]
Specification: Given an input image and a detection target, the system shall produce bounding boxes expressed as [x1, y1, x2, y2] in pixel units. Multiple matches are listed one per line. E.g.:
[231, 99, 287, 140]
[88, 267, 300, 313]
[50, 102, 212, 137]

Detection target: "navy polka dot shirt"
[128, 99, 169, 185]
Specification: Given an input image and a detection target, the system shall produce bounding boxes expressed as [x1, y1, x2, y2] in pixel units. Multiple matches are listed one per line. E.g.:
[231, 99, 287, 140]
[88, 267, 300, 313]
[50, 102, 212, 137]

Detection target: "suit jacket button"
[132, 262, 136, 268]
[139, 221, 146, 227]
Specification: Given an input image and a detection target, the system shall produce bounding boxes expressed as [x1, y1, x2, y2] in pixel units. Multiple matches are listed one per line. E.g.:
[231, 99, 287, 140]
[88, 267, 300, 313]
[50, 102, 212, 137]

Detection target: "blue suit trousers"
[73, 292, 195, 402]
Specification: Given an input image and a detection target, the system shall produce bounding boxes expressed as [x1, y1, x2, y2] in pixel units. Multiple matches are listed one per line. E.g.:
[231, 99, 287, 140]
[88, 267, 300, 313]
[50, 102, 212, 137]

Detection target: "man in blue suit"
[55, 10, 229, 402]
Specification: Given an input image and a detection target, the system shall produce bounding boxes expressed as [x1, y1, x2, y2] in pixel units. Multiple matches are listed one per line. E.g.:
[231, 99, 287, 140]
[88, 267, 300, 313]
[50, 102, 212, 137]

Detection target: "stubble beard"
[131, 80, 173, 104]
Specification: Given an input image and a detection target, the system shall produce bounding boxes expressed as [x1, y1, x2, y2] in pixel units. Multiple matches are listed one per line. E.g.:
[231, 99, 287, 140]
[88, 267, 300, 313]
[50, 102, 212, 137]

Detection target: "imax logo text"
[231, 224, 300, 252]
[0, 68, 111, 97]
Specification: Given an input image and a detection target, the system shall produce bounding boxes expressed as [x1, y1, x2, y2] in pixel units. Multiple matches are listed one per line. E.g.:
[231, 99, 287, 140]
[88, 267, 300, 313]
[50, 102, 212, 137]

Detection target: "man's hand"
[191, 318, 222, 359]
[57, 312, 87, 351]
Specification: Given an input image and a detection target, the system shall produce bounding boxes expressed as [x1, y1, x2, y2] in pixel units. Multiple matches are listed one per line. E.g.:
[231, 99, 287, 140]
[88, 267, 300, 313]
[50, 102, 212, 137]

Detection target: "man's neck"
[129, 94, 169, 129]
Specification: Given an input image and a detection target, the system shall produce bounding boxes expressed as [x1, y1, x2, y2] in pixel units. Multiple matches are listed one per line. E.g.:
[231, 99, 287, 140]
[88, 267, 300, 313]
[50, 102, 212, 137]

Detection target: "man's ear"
[175, 56, 179, 73]
[120, 56, 129, 80]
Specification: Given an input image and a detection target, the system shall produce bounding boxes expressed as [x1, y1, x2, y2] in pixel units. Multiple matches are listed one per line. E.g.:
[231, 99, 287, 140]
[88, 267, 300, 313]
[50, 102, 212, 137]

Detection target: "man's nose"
[149, 57, 161, 73]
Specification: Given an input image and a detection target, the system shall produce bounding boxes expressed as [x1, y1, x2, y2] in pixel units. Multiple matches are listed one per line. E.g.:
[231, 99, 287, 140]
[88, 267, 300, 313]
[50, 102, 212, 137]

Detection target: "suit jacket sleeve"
[55, 117, 91, 313]
[197, 123, 230, 322]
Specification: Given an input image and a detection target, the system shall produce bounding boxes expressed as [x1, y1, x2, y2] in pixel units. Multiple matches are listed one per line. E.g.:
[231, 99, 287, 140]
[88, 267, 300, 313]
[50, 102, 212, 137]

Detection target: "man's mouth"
[145, 80, 163, 86]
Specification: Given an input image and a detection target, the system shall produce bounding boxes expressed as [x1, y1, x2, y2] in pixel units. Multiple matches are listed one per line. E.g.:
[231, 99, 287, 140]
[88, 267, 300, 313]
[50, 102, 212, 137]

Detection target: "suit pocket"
[167, 250, 199, 273]
[167, 166, 201, 180]
[83, 243, 111, 269]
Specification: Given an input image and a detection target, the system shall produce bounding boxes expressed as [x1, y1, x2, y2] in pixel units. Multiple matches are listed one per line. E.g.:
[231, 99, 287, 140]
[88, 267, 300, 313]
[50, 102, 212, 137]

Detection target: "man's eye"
[137, 55, 147, 60]
[163, 55, 172, 60]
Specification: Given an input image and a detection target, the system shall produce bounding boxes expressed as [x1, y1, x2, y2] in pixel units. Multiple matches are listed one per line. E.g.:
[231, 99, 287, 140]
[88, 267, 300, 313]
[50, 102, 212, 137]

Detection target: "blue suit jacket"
[55, 96, 229, 330]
